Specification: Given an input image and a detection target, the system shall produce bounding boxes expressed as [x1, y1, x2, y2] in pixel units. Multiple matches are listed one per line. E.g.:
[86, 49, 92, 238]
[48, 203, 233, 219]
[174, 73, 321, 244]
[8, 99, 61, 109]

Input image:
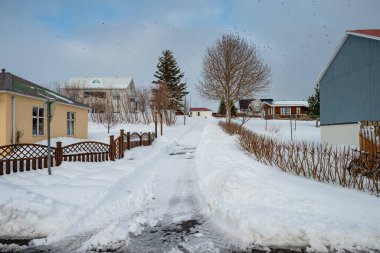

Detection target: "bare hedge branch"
[219, 121, 380, 195]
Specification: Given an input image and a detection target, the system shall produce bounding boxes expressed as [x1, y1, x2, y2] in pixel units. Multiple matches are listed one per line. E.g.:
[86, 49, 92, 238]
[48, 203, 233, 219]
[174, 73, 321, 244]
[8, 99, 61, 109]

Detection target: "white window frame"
[280, 107, 291, 115]
[296, 107, 301, 114]
[32, 106, 45, 136]
[112, 92, 120, 100]
[67, 112, 75, 135]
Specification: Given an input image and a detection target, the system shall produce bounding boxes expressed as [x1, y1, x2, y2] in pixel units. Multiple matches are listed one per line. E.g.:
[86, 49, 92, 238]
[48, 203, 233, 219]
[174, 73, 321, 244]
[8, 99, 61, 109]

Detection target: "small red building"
[262, 101, 309, 119]
[189, 107, 213, 117]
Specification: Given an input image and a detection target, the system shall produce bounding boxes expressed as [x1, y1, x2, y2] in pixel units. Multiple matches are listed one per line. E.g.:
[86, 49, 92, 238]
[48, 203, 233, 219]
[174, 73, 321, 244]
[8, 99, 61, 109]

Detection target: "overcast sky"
[1, 0, 379, 110]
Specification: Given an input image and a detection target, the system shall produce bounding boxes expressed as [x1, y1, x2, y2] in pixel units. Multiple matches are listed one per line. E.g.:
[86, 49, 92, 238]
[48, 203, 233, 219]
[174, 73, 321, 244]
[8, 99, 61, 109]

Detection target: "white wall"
[191, 111, 213, 117]
[321, 123, 360, 147]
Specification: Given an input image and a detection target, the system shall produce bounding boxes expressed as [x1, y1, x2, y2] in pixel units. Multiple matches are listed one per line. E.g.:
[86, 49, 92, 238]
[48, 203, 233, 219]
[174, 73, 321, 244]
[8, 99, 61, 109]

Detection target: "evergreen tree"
[153, 50, 187, 111]
[218, 100, 226, 116]
[231, 102, 238, 117]
[218, 100, 237, 117]
[307, 84, 320, 119]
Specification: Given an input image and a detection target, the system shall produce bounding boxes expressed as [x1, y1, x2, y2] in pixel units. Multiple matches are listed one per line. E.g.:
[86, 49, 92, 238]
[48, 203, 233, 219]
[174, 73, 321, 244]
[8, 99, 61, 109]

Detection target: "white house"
[63, 77, 137, 113]
[190, 107, 213, 117]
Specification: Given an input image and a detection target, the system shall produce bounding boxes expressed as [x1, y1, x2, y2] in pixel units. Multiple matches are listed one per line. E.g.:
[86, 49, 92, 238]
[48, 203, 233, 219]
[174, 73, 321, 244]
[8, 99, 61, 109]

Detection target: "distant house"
[239, 98, 273, 117]
[190, 108, 213, 117]
[63, 77, 137, 113]
[262, 100, 309, 119]
[239, 99, 254, 111]
[0, 69, 89, 146]
[317, 29, 380, 147]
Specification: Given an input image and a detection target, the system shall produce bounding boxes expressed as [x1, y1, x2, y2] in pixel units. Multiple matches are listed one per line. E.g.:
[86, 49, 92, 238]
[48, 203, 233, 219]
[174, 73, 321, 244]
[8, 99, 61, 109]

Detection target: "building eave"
[347, 31, 380, 41]
[0, 90, 90, 110]
[316, 30, 380, 86]
[316, 33, 349, 86]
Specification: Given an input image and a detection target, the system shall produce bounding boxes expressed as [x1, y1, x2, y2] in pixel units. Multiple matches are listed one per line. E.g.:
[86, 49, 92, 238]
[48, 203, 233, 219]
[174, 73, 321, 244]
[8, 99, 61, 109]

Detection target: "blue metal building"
[317, 30, 380, 146]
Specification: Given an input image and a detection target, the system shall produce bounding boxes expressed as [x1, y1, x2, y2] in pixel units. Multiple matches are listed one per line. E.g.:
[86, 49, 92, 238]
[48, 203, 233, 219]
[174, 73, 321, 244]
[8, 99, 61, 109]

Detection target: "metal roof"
[190, 107, 212, 111]
[0, 71, 89, 109]
[316, 29, 380, 85]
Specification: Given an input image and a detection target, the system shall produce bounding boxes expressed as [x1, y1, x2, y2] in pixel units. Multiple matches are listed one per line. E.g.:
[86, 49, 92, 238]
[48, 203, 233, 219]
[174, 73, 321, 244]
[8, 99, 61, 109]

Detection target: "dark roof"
[190, 107, 212, 112]
[0, 70, 89, 108]
[239, 99, 254, 110]
[239, 98, 273, 110]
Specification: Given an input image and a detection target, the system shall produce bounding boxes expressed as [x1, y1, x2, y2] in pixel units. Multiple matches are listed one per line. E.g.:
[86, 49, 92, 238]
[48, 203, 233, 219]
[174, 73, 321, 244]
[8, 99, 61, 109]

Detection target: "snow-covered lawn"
[239, 117, 320, 143]
[0, 117, 379, 252]
[196, 122, 380, 252]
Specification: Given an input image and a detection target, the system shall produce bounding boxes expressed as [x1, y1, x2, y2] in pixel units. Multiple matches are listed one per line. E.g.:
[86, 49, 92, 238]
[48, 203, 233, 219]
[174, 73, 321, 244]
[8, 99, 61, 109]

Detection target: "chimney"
[1, 69, 5, 73]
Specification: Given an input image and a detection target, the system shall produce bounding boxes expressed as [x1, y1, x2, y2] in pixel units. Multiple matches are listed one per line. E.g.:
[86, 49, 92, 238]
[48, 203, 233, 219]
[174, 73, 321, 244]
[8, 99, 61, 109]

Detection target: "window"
[280, 107, 291, 115]
[112, 93, 120, 100]
[296, 107, 301, 114]
[32, 107, 44, 136]
[67, 112, 75, 135]
[84, 91, 106, 99]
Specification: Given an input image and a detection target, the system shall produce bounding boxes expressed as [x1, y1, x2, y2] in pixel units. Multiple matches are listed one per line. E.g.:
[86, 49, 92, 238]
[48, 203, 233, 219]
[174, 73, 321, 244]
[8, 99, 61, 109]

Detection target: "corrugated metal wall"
[320, 35, 380, 125]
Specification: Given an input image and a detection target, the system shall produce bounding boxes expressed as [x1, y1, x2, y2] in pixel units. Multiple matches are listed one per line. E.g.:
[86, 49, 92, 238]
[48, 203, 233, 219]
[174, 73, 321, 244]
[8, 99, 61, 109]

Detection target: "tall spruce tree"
[218, 100, 226, 116]
[307, 84, 320, 119]
[218, 100, 237, 117]
[153, 50, 187, 112]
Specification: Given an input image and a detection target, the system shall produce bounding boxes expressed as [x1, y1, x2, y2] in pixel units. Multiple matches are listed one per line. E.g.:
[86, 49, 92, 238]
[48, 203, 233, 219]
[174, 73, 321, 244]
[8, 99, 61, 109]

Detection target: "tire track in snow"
[124, 119, 245, 252]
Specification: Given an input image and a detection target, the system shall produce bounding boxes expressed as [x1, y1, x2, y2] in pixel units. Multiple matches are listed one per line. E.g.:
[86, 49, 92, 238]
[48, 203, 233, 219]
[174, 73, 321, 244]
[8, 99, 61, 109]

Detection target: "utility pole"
[290, 116, 293, 142]
[45, 99, 55, 175]
[183, 87, 187, 125]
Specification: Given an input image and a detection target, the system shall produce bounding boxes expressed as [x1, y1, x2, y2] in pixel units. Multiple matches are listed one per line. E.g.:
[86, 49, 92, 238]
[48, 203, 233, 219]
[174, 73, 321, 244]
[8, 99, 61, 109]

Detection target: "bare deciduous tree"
[61, 82, 85, 103]
[136, 87, 152, 124]
[197, 33, 271, 123]
[151, 81, 176, 126]
[100, 89, 118, 133]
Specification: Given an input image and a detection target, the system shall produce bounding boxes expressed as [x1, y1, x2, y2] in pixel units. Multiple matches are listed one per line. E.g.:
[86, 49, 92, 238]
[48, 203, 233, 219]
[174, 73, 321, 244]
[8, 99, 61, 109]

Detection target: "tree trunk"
[226, 97, 231, 123]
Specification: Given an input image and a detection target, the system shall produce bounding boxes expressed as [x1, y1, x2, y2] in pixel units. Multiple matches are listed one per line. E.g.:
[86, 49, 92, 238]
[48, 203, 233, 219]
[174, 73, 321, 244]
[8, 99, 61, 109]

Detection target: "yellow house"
[0, 69, 89, 146]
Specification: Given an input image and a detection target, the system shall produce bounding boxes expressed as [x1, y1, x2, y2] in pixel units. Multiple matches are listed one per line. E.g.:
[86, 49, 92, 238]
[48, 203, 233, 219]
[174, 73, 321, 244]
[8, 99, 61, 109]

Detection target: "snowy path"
[123, 119, 241, 252]
[4, 118, 243, 252]
[2, 118, 380, 253]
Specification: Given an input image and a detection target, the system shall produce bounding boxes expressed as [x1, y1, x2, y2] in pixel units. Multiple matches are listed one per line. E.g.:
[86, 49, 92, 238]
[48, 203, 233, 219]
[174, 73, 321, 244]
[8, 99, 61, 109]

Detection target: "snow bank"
[194, 122, 380, 252]
[0, 145, 159, 249]
[241, 118, 320, 143]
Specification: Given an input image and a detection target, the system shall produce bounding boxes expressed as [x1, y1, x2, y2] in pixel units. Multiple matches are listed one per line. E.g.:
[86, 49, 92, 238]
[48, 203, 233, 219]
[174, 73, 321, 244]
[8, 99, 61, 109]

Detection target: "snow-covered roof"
[264, 101, 309, 107]
[67, 77, 134, 89]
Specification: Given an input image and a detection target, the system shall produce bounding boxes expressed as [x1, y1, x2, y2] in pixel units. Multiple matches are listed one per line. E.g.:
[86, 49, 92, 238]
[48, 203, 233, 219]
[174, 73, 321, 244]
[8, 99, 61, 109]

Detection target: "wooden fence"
[360, 121, 380, 160]
[0, 130, 156, 175]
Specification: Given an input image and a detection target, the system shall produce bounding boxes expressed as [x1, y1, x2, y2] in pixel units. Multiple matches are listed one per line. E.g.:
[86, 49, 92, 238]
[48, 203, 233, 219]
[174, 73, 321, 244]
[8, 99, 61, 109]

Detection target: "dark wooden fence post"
[148, 132, 151, 145]
[127, 132, 131, 150]
[110, 135, 115, 161]
[140, 134, 143, 146]
[119, 129, 124, 158]
[56, 142, 63, 166]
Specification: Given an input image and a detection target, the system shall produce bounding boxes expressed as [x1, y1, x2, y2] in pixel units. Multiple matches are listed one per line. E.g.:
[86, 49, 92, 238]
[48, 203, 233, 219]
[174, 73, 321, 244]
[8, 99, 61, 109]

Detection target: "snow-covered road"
[1, 118, 242, 252]
[1, 118, 380, 253]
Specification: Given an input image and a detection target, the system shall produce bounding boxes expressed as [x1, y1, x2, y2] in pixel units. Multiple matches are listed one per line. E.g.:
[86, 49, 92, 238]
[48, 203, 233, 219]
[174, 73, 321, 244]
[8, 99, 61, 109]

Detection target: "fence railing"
[115, 130, 156, 159]
[0, 144, 56, 175]
[0, 130, 156, 175]
[360, 121, 380, 160]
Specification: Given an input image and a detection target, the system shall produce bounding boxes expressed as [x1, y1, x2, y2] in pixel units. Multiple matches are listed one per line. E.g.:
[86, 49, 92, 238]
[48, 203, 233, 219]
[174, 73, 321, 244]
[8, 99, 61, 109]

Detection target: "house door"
[197, 112, 200, 116]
